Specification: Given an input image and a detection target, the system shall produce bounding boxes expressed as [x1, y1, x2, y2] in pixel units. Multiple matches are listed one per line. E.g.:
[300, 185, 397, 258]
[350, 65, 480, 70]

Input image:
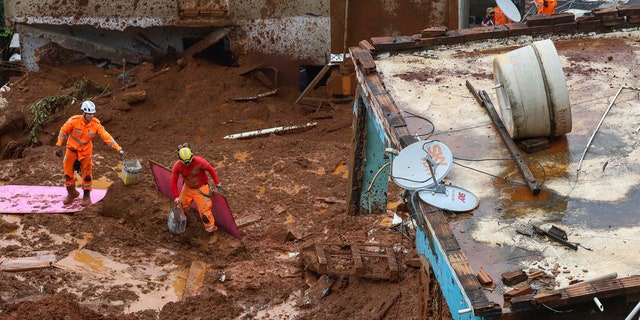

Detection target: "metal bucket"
[168, 207, 187, 234]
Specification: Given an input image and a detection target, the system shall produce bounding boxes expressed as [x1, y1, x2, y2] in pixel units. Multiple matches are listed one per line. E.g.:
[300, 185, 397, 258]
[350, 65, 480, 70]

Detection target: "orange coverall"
[494, 7, 513, 24]
[56, 115, 122, 191]
[536, 0, 557, 15]
[171, 156, 220, 233]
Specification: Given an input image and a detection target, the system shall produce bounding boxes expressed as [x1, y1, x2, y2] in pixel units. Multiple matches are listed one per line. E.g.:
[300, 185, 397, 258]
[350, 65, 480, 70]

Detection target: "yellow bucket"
[121, 159, 142, 185]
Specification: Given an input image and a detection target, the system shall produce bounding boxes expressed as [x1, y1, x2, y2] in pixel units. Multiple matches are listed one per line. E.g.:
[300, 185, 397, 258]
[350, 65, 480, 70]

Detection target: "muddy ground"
[0, 52, 422, 319]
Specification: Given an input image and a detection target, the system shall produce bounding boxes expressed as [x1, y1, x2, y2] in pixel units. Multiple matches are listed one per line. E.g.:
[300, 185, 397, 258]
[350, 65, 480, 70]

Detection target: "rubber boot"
[208, 231, 219, 244]
[81, 190, 91, 207]
[63, 186, 80, 205]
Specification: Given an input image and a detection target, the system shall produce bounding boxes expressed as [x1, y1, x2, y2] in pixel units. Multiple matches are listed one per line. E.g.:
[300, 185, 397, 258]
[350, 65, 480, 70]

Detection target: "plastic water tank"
[493, 39, 572, 139]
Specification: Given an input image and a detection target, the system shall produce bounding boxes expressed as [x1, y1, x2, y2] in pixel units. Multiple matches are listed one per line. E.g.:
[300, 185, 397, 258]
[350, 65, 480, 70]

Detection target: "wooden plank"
[0, 251, 56, 271]
[295, 64, 331, 105]
[182, 27, 231, 58]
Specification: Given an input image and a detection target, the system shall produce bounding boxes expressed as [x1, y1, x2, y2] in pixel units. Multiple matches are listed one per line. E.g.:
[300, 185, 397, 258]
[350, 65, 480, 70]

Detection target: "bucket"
[121, 159, 142, 185]
[493, 39, 572, 139]
[168, 207, 187, 234]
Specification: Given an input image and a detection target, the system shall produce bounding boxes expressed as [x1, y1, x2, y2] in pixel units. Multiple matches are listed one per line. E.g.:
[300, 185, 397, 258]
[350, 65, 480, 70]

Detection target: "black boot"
[81, 190, 91, 207]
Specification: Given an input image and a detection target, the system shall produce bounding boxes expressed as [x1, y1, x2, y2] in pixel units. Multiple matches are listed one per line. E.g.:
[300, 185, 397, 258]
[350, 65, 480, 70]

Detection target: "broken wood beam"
[296, 64, 332, 105]
[182, 27, 232, 58]
[466, 80, 540, 195]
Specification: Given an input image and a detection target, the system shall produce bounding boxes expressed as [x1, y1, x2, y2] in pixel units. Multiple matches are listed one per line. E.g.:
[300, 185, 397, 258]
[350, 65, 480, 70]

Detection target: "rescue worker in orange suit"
[171, 143, 226, 243]
[494, 6, 513, 24]
[536, 0, 557, 15]
[55, 101, 125, 206]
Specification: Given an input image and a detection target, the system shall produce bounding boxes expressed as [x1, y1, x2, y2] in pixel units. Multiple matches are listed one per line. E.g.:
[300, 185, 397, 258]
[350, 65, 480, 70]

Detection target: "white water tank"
[493, 39, 572, 139]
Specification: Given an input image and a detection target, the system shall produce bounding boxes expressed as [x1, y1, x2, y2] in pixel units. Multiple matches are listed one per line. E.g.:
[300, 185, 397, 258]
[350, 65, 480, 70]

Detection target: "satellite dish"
[391, 140, 453, 190]
[496, 0, 522, 22]
[418, 185, 479, 212]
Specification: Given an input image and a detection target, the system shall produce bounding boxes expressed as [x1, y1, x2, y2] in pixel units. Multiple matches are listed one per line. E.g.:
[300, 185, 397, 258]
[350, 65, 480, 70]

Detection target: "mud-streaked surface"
[375, 30, 640, 305]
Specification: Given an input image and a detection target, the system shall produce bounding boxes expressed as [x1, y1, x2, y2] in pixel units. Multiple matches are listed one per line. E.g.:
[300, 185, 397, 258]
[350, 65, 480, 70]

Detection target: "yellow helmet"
[178, 147, 193, 164]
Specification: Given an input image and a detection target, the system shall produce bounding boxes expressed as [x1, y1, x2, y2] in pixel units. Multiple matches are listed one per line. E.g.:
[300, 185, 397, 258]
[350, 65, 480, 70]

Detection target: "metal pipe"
[577, 86, 640, 173]
[593, 297, 604, 312]
[625, 301, 640, 320]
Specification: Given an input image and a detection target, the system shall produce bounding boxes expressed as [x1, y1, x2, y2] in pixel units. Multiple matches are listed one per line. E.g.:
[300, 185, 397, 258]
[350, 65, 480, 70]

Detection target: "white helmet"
[81, 101, 96, 114]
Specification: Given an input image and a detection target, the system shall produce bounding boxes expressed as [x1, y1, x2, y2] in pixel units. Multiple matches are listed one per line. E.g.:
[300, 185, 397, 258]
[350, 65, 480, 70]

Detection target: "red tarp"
[149, 160, 241, 240]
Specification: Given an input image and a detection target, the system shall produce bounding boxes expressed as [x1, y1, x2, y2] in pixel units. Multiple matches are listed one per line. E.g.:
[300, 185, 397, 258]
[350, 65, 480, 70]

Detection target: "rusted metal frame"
[465, 80, 540, 195]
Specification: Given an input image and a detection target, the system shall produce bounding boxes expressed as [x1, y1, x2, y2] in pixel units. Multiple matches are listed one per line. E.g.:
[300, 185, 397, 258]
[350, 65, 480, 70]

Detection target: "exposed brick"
[370, 36, 415, 51]
[415, 36, 454, 47]
[455, 26, 508, 42]
[550, 12, 575, 24]
[601, 17, 627, 27]
[526, 15, 555, 26]
[522, 25, 554, 36]
[504, 285, 534, 300]
[358, 40, 375, 52]
[552, 22, 578, 33]
[505, 23, 531, 37]
[576, 18, 602, 32]
[617, 4, 640, 16]
[593, 6, 619, 20]
[421, 26, 448, 38]
[627, 15, 640, 24]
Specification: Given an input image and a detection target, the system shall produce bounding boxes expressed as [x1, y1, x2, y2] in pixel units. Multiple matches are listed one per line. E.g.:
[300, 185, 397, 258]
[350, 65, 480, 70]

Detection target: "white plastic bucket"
[121, 159, 142, 185]
[493, 39, 572, 139]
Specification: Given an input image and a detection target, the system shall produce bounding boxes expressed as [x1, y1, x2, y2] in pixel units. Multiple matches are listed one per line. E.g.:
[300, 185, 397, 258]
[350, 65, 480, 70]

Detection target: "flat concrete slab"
[374, 31, 640, 305]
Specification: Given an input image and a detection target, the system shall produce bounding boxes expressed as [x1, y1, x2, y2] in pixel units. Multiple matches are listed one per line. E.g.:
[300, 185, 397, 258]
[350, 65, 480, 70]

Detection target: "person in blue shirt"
[482, 7, 495, 26]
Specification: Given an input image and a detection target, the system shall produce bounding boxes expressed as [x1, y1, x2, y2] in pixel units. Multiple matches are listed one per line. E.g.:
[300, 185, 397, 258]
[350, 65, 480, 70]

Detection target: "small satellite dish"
[391, 140, 453, 190]
[496, 0, 522, 22]
[418, 185, 479, 212]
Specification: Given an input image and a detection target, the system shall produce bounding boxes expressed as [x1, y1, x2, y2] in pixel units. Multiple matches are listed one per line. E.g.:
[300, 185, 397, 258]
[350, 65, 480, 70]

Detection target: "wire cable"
[453, 156, 547, 188]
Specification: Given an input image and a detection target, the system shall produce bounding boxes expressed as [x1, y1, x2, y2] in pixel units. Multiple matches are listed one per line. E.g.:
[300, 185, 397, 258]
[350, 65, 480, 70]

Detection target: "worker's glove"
[118, 150, 125, 157]
[543, 0, 548, 7]
[217, 184, 227, 192]
[55, 146, 64, 158]
[174, 198, 182, 206]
